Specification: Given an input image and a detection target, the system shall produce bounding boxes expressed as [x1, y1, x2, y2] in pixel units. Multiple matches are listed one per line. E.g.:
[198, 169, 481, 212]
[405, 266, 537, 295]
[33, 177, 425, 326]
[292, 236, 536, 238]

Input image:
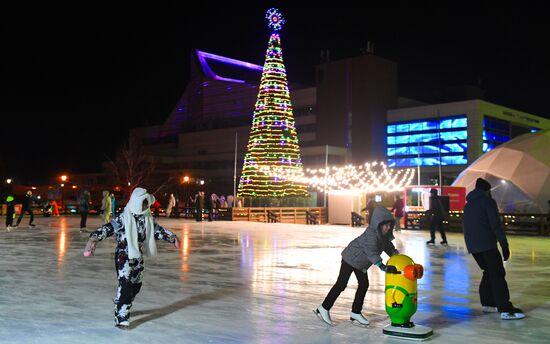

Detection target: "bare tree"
[106, 137, 173, 201]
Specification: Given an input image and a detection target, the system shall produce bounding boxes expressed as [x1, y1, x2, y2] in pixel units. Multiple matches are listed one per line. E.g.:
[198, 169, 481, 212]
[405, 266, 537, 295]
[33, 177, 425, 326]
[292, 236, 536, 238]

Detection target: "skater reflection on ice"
[83, 187, 180, 329]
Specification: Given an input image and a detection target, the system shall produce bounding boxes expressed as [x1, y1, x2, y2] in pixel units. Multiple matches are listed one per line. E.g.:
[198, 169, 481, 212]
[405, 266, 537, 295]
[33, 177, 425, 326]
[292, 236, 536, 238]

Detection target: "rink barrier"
[231, 207, 327, 224]
[405, 211, 549, 236]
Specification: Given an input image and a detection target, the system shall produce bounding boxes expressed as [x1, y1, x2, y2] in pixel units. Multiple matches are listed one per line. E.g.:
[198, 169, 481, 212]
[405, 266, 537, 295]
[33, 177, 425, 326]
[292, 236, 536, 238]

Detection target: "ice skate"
[440, 241, 448, 246]
[350, 311, 369, 327]
[426, 240, 435, 245]
[314, 305, 333, 326]
[482, 306, 498, 313]
[115, 320, 130, 330]
[501, 308, 525, 320]
[29, 224, 36, 228]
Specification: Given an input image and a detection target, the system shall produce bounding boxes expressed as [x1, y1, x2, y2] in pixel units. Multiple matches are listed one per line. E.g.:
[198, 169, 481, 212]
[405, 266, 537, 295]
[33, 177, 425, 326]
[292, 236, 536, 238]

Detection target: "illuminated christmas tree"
[238, 8, 308, 198]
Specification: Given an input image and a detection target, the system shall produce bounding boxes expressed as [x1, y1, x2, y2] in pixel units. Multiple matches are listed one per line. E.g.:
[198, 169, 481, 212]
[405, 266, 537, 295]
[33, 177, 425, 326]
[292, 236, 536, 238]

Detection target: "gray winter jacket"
[341, 206, 399, 270]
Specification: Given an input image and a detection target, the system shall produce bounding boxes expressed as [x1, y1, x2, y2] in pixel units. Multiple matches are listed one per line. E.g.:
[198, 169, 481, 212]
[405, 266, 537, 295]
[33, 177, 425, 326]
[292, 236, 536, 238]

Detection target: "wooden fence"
[231, 207, 327, 224]
[405, 211, 549, 236]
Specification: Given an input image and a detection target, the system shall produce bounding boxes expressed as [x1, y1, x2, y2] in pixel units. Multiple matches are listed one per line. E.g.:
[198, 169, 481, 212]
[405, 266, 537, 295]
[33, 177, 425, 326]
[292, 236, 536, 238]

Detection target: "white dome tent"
[453, 130, 550, 213]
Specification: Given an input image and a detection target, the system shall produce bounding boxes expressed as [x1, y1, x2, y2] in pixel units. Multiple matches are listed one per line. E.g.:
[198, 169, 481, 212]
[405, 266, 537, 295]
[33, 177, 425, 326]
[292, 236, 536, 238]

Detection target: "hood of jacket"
[466, 188, 488, 203]
[368, 205, 395, 239]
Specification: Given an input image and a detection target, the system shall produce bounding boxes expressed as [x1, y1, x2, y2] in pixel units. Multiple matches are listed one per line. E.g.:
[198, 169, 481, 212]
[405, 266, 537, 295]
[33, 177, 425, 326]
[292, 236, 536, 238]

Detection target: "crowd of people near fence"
[2, 188, 239, 229]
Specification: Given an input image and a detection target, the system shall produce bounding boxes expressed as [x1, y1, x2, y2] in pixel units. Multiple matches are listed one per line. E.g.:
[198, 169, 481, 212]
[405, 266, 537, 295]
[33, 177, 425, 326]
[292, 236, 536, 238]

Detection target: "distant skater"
[14, 191, 36, 228]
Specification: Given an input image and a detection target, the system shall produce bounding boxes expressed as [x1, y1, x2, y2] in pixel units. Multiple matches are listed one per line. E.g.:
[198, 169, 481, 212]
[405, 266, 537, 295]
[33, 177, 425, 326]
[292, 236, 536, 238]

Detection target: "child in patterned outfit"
[83, 187, 180, 329]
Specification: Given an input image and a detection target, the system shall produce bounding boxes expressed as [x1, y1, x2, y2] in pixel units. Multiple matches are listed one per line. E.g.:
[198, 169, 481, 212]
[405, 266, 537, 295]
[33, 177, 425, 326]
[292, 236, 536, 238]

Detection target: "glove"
[173, 236, 181, 249]
[385, 265, 399, 274]
[501, 245, 510, 261]
[83, 238, 98, 257]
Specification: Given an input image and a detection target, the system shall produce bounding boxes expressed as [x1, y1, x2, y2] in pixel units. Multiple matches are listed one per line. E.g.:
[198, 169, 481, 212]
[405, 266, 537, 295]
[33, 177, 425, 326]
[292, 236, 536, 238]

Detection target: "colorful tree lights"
[238, 8, 308, 198]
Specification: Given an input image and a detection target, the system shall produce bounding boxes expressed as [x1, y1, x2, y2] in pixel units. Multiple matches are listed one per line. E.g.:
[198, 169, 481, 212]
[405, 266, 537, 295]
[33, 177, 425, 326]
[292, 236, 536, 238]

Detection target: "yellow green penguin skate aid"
[383, 254, 433, 341]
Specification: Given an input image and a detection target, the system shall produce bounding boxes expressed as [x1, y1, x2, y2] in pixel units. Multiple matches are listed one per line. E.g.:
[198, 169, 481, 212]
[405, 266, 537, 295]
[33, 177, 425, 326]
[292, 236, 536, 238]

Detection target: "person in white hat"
[83, 187, 180, 329]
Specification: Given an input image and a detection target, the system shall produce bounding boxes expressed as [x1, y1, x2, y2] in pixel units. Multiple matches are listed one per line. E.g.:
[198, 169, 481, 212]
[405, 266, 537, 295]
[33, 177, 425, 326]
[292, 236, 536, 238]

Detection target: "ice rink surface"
[0, 216, 548, 343]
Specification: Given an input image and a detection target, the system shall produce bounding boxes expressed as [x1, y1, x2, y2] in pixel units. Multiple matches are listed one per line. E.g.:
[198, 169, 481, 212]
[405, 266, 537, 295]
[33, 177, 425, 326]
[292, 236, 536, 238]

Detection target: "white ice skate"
[482, 306, 498, 313]
[350, 311, 369, 327]
[116, 320, 130, 329]
[314, 305, 333, 326]
[501, 310, 525, 320]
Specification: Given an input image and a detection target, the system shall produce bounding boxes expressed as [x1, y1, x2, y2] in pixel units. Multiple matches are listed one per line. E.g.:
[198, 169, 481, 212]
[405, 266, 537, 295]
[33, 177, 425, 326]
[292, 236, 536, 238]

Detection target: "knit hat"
[475, 178, 491, 191]
[430, 188, 438, 195]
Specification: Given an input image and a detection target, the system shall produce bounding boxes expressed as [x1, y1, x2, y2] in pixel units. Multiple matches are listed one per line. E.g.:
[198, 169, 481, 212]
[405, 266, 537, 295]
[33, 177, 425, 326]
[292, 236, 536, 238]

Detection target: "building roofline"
[195, 50, 263, 84]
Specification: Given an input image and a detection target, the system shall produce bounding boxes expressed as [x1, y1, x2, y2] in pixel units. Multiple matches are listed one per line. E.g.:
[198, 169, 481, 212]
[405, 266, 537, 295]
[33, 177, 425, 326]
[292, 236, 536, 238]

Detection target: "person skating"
[13, 190, 36, 228]
[79, 190, 91, 230]
[100, 190, 112, 224]
[5, 195, 16, 230]
[426, 189, 448, 245]
[83, 187, 180, 329]
[315, 206, 399, 327]
[463, 178, 525, 320]
[166, 193, 176, 218]
[391, 194, 405, 231]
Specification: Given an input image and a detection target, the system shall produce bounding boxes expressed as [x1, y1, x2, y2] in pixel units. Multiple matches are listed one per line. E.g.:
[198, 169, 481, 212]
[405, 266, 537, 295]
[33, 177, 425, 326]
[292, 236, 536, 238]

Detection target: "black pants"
[16, 209, 34, 225]
[6, 210, 14, 227]
[195, 208, 202, 221]
[322, 260, 369, 314]
[429, 218, 447, 241]
[472, 248, 513, 312]
[80, 211, 88, 228]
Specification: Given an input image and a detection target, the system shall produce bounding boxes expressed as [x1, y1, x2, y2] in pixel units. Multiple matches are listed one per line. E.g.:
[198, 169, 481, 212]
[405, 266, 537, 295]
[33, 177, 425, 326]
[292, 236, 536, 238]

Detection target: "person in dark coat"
[426, 188, 448, 245]
[391, 194, 405, 231]
[361, 198, 378, 224]
[79, 190, 91, 230]
[5, 195, 16, 230]
[14, 190, 36, 228]
[463, 178, 525, 320]
[315, 206, 399, 326]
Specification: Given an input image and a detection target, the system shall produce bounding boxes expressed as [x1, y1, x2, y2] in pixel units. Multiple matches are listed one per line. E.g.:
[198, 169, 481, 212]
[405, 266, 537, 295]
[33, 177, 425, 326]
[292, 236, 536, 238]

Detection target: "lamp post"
[6, 179, 12, 195]
[183, 175, 190, 207]
[60, 175, 68, 214]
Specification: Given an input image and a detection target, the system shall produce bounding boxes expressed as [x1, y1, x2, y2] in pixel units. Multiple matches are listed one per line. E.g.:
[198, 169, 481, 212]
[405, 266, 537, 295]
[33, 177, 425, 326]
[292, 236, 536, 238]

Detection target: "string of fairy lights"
[238, 8, 308, 198]
[255, 161, 416, 194]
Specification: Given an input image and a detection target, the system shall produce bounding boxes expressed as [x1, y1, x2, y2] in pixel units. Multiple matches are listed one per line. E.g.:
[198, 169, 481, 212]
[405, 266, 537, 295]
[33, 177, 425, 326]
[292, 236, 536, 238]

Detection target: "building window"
[386, 115, 468, 167]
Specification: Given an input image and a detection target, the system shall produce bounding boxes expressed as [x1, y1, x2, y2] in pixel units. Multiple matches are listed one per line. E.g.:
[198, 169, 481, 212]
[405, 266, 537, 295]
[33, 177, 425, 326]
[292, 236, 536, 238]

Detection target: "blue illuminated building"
[387, 100, 550, 184]
[387, 116, 468, 167]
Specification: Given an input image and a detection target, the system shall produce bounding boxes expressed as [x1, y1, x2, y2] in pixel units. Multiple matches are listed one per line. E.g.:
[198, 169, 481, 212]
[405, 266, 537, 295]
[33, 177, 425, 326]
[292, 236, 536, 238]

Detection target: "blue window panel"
[387, 136, 396, 145]
[408, 122, 423, 132]
[421, 145, 439, 154]
[424, 121, 439, 131]
[396, 124, 410, 133]
[440, 117, 467, 129]
[441, 143, 467, 153]
[395, 135, 411, 144]
[439, 130, 468, 141]
[387, 125, 396, 134]
[441, 155, 468, 165]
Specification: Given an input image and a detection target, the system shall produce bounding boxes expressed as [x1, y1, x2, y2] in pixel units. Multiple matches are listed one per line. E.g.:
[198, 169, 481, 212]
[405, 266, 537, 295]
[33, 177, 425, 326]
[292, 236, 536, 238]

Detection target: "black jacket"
[463, 188, 508, 254]
[21, 194, 34, 211]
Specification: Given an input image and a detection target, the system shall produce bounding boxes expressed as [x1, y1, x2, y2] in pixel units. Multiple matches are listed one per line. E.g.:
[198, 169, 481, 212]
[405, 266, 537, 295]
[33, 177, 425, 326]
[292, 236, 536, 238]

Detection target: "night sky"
[2, 2, 548, 184]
